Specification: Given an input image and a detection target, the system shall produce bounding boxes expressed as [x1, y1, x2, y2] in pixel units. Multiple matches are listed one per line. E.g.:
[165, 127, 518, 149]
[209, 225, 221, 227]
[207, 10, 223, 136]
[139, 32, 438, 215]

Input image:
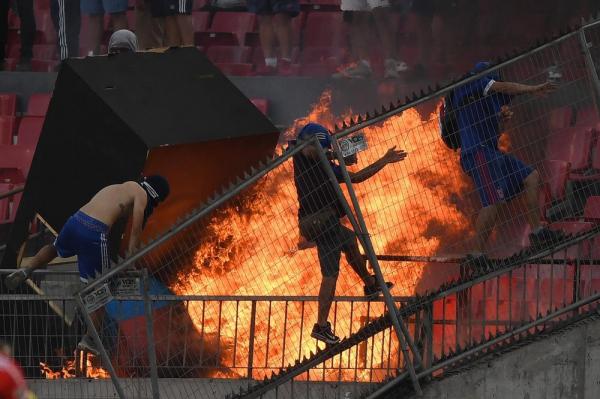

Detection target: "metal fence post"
[74, 294, 127, 399]
[312, 137, 423, 395]
[579, 23, 600, 115]
[247, 300, 257, 379]
[142, 269, 161, 399]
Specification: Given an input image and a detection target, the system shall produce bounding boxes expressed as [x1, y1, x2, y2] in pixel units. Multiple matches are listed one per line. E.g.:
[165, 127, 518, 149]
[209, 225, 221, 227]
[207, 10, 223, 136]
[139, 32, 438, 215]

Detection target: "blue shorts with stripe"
[460, 147, 534, 208]
[53, 211, 110, 284]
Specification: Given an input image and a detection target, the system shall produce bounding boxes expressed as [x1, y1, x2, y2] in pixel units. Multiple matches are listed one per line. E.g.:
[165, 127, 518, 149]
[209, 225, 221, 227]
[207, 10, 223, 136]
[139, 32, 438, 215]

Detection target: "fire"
[171, 91, 473, 381]
[40, 352, 110, 379]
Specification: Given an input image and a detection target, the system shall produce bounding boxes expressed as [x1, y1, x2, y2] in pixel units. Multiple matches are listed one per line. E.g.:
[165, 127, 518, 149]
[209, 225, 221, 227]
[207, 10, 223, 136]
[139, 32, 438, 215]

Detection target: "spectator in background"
[15, 0, 36, 71]
[150, 0, 193, 47]
[247, 0, 299, 75]
[0, 1, 8, 70]
[135, 0, 164, 49]
[51, 0, 81, 60]
[334, 0, 406, 79]
[82, 0, 129, 55]
[108, 29, 138, 53]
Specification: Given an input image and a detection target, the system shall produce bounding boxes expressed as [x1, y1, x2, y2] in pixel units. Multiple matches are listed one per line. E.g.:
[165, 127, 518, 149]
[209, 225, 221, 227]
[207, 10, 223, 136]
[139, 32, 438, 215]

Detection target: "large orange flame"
[172, 91, 472, 381]
[40, 352, 109, 379]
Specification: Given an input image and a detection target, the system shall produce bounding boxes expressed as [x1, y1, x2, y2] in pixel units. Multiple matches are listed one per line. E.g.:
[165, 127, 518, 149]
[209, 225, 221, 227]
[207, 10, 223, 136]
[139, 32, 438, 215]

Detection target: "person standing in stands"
[13, 0, 35, 71]
[333, 0, 406, 79]
[456, 62, 564, 272]
[51, 0, 81, 61]
[293, 123, 406, 344]
[135, 0, 164, 49]
[247, 0, 299, 75]
[150, 0, 193, 47]
[5, 176, 170, 355]
[81, 0, 129, 55]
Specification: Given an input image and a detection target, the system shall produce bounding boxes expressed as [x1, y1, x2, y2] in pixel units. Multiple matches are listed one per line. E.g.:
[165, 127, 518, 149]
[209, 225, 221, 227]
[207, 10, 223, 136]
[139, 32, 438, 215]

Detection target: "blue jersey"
[453, 77, 512, 153]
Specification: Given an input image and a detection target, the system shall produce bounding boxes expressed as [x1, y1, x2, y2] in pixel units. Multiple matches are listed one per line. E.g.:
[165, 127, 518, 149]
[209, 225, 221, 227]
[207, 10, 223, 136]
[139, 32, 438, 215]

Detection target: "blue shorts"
[81, 0, 128, 15]
[247, 0, 300, 16]
[461, 147, 534, 207]
[54, 211, 110, 284]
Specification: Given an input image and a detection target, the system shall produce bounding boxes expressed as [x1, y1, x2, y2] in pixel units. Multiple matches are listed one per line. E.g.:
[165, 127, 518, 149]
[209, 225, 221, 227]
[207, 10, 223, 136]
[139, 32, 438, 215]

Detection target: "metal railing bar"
[0, 185, 24, 200]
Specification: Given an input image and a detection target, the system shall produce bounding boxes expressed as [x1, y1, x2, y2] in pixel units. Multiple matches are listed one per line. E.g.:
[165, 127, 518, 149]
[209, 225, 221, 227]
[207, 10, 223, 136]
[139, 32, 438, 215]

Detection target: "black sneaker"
[364, 277, 394, 300]
[529, 227, 565, 249]
[311, 322, 340, 345]
[460, 254, 493, 278]
[77, 335, 100, 356]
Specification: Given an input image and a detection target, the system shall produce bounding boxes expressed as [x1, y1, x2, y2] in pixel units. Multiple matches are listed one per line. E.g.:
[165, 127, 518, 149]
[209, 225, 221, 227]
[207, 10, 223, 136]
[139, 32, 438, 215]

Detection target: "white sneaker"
[332, 61, 373, 79]
[5, 269, 29, 290]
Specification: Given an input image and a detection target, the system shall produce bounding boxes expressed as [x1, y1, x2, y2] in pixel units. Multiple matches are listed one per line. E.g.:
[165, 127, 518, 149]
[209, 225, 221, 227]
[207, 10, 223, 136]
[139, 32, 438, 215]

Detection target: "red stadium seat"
[207, 46, 252, 64]
[540, 160, 570, 201]
[545, 126, 594, 172]
[0, 145, 34, 183]
[304, 12, 346, 47]
[26, 93, 52, 116]
[250, 98, 269, 115]
[193, 0, 208, 9]
[36, 0, 51, 9]
[16, 117, 44, 150]
[197, 12, 256, 47]
[0, 117, 16, 145]
[548, 106, 574, 131]
[192, 11, 211, 32]
[575, 106, 599, 126]
[215, 63, 253, 76]
[0, 94, 17, 116]
[584, 196, 600, 222]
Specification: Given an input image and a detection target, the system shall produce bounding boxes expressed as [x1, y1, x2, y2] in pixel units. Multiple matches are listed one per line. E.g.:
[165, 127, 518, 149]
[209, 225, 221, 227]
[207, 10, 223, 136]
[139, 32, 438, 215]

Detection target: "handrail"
[0, 185, 24, 200]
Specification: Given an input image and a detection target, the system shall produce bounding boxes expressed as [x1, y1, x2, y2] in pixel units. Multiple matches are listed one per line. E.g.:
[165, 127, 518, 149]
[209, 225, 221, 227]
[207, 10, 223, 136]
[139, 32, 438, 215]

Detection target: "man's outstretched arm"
[489, 81, 555, 96]
[348, 146, 407, 184]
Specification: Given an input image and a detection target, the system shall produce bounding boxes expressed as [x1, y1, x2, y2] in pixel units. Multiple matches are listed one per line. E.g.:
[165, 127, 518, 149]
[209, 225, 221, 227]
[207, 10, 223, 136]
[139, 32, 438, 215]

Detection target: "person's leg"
[272, 13, 292, 60]
[175, 14, 193, 46]
[163, 15, 181, 46]
[0, 0, 8, 66]
[372, 4, 406, 77]
[15, 0, 35, 68]
[316, 276, 337, 326]
[4, 244, 58, 290]
[523, 170, 542, 230]
[88, 14, 104, 55]
[258, 15, 277, 69]
[473, 204, 500, 253]
[333, 9, 372, 78]
[109, 13, 128, 31]
[340, 227, 374, 286]
[51, 0, 81, 60]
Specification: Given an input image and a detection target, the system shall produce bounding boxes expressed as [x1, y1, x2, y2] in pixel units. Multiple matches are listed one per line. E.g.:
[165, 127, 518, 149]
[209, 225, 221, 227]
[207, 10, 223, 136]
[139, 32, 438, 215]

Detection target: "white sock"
[265, 57, 277, 67]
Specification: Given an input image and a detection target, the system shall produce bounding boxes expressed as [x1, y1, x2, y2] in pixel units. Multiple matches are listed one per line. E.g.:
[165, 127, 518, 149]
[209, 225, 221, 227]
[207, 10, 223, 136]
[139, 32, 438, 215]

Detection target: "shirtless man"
[5, 175, 170, 354]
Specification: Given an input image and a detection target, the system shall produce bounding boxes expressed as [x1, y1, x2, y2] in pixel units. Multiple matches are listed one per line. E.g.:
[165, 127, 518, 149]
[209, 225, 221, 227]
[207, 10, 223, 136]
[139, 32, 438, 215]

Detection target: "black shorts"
[300, 212, 359, 278]
[151, 0, 192, 17]
[246, 0, 300, 16]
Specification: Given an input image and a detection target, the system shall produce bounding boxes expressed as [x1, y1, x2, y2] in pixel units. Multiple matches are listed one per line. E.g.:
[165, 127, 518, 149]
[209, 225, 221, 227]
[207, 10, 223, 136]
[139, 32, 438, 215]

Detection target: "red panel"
[26, 93, 52, 116]
[192, 11, 211, 32]
[0, 145, 34, 183]
[16, 117, 44, 151]
[584, 196, 600, 222]
[0, 94, 17, 116]
[0, 116, 16, 145]
[250, 98, 269, 116]
[548, 106, 574, 131]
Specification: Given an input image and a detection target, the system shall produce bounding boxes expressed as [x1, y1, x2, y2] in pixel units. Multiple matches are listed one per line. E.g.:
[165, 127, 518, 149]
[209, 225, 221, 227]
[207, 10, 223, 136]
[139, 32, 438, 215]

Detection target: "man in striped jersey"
[4, 176, 170, 354]
[50, 0, 81, 61]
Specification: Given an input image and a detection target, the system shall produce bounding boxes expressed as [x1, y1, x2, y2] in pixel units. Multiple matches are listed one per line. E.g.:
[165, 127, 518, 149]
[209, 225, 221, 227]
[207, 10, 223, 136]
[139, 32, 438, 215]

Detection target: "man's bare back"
[79, 182, 147, 228]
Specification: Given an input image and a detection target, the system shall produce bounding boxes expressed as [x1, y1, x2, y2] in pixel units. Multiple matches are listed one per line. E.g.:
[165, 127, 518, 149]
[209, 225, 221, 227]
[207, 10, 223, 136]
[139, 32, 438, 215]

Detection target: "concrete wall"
[411, 315, 600, 399]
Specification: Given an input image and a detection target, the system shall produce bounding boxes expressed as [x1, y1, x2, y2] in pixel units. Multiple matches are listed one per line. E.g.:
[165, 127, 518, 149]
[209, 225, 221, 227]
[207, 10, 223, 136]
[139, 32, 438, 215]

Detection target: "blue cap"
[472, 61, 501, 81]
[297, 123, 332, 148]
